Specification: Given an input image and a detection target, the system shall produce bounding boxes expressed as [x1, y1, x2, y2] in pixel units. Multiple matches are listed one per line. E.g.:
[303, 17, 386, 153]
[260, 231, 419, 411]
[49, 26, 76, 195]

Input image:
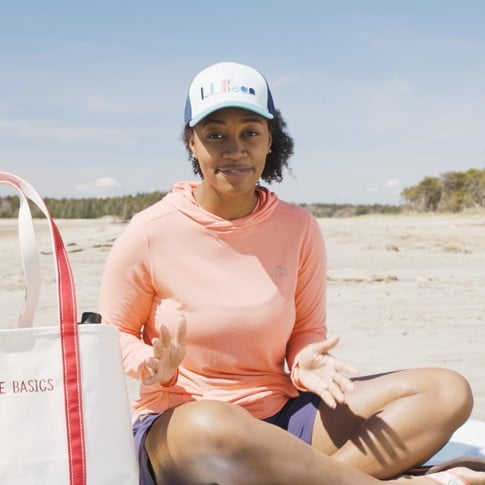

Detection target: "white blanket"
[425, 419, 485, 465]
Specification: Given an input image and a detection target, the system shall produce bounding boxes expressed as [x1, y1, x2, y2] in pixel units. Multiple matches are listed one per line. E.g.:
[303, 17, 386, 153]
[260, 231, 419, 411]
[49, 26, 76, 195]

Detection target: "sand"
[1, 213, 484, 419]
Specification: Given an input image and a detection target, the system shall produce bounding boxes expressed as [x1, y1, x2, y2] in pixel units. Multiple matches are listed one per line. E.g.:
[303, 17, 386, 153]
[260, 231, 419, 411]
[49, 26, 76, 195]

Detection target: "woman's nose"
[223, 137, 246, 157]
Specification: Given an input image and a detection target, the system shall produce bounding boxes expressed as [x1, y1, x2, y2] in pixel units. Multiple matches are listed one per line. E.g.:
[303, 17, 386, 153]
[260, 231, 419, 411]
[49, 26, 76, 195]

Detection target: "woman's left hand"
[142, 315, 187, 386]
[295, 336, 357, 409]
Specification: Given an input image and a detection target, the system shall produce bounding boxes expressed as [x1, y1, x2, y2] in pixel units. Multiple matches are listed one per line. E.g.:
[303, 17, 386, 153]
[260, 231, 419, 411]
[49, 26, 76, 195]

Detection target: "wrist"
[160, 368, 179, 387]
[291, 362, 308, 392]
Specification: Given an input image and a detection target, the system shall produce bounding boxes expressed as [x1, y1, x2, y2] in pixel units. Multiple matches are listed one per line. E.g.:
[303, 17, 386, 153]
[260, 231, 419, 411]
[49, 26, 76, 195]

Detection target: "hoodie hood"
[163, 181, 280, 235]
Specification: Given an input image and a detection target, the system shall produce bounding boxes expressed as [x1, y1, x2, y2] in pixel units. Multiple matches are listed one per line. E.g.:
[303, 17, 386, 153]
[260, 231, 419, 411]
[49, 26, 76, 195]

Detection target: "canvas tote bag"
[0, 172, 139, 484]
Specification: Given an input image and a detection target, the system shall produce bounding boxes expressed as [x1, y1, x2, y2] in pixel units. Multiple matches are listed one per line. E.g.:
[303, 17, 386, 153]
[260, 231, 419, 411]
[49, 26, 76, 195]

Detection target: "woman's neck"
[193, 185, 258, 220]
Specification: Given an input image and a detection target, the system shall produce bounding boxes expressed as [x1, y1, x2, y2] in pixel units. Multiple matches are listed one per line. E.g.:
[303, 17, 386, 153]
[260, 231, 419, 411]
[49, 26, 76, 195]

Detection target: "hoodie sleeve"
[286, 213, 327, 381]
[98, 218, 155, 379]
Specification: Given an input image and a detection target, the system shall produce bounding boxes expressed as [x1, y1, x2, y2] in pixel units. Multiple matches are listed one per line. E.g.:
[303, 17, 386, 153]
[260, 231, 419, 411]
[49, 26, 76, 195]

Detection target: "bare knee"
[148, 400, 257, 481]
[424, 368, 473, 426]
[182, 401, 268, 482]
[174, 400, 253, 456]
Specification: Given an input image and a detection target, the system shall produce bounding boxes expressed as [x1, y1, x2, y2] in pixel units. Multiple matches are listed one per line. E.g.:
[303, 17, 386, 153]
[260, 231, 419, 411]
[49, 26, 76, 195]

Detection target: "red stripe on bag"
[53, 221, 87, 485]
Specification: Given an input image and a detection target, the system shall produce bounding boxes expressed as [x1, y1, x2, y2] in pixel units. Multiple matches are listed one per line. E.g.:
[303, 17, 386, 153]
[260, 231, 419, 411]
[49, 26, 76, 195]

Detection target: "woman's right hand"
[142, 315, 187, 385]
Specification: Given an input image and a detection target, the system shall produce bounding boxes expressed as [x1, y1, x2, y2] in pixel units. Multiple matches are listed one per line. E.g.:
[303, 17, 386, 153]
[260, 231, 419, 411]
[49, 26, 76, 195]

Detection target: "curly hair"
[181, 109, 294, 184]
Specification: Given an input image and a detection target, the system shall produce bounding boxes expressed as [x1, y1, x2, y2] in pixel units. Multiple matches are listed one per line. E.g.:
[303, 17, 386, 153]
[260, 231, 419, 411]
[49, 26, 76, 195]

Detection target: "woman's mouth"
[217, 166, 253, 175]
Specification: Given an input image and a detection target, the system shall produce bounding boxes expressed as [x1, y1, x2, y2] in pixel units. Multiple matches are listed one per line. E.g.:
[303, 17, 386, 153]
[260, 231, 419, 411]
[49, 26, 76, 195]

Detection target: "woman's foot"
[434, 467, 485, 485]
[416, 467, 485, 485]
[400, 467, 485, 484]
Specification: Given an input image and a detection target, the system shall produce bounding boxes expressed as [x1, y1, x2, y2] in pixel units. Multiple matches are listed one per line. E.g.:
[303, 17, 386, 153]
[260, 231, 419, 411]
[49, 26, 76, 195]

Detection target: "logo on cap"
[200, 79, 256, 100]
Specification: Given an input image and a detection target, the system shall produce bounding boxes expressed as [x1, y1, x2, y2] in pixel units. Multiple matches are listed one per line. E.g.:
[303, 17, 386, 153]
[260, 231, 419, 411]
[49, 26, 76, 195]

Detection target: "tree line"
[401, 168, 485, 212]
[0, 193, 402, 219]
[0, 191, 166, 220]
[1, 168, 483, 219]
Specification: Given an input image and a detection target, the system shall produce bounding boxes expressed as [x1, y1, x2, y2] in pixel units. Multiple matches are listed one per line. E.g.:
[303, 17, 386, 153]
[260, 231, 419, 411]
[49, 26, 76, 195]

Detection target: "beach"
[1, 213, 484, 419]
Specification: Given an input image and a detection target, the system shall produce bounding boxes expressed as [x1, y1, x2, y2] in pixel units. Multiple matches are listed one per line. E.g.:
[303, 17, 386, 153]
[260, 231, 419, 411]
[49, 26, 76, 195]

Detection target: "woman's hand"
[295, 336, 357, 409]
[142, 315, 187, 386]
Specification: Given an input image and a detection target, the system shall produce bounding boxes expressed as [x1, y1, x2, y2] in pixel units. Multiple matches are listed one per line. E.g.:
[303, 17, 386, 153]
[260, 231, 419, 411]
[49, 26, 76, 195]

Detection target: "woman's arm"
[286, 213, 327, 370]
[99, 219, 156, 379]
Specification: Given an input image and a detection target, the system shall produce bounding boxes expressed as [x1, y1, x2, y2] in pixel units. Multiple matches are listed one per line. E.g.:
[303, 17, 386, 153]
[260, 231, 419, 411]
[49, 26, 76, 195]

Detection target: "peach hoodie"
[99, 182, 327, 420]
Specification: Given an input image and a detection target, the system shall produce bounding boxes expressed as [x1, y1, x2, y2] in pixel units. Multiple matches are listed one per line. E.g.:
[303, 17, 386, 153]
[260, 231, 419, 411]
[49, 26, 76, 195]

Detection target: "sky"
[1, 0, 484, 205]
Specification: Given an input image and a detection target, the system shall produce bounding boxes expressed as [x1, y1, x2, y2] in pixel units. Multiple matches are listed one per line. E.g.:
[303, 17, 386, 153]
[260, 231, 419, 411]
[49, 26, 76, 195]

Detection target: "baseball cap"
[184, 62, 276, 127]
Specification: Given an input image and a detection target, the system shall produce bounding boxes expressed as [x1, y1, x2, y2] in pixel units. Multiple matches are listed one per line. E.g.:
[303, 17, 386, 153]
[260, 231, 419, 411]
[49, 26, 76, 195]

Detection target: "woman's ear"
[188, 134, 197, 158]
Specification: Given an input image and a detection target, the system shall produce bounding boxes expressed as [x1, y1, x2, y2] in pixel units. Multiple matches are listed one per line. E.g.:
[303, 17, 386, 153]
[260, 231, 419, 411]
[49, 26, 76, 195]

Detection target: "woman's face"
[189, 107, 272, 200]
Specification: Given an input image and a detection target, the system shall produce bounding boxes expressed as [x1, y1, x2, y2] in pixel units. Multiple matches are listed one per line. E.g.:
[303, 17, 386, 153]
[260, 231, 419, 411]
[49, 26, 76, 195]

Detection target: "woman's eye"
[207, 132, 222, 140]
[244, 129, 259, 137]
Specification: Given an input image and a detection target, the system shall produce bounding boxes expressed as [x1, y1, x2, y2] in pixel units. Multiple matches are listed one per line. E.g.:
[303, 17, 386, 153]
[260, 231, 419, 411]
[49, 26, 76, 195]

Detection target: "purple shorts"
[133, 392, 321, 485]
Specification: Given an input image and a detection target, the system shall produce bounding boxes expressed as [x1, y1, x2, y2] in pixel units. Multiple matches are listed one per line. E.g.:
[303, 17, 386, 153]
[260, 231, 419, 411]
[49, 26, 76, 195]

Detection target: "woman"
[99, 62, 485, 485]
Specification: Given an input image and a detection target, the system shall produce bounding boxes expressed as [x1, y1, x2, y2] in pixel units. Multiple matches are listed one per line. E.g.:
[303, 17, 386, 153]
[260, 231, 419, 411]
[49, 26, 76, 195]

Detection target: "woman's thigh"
[311, 367, 471, 455]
